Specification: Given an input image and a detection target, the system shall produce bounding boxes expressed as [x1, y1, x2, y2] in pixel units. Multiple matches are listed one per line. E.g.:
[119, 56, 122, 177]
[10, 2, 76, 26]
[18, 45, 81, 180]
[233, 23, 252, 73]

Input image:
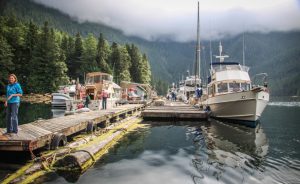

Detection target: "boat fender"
[50, 133, 67, 150]
[86, 121, 95, 133]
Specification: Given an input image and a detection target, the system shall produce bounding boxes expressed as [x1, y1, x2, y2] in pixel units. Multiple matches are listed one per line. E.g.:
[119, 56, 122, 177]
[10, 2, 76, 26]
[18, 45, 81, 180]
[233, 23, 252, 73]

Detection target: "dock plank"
[142, 101, 208, 120]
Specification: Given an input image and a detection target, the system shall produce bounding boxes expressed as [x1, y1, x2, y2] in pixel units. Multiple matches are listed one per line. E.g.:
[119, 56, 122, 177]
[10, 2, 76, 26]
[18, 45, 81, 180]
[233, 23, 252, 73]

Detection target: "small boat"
[183, 74, 201, 101]
[120, 81, 153, 103]
[204, 42, 269, 127]
[51, 85, 76, 108]
[85, 72, 121, 109]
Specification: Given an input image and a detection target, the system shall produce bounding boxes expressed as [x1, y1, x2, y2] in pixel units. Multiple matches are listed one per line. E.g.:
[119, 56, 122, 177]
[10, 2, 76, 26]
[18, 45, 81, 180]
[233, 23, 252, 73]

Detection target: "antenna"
[242, 33, 245, 66]
[209, 39, 213, 70]
[196, 1, 201, 81]
[216, 41, 229, 62]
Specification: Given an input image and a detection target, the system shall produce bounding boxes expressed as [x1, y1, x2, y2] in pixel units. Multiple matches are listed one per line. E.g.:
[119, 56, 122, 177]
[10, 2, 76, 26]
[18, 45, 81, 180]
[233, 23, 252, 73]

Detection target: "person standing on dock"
[4, 74, 23, 134]
[101, 89, 108, 110]
[195, 85, 203, 104]
[96, 91, 102, 110]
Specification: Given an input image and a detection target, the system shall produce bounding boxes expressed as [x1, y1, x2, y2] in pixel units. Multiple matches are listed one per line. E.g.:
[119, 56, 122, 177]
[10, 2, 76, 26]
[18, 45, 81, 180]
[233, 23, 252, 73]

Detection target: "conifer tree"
[110, 43, 131, 83]
[127, 44, 142, 82]
[140, 53, 152, 84]
[0, 35, 14, 88]
[71, 32, 84, 80]
[21, 21, 39, 90]
[82, 33, 98, 72]
[27, 22, 68, 93]
[96, 33, 112, 73]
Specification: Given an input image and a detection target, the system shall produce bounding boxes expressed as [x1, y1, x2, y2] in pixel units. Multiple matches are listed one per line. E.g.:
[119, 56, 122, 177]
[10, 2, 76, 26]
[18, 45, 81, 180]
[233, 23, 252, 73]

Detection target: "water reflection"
[189, 120, 268, 184]
[0, 102, 52, 128]
[45, 121, 272, 184]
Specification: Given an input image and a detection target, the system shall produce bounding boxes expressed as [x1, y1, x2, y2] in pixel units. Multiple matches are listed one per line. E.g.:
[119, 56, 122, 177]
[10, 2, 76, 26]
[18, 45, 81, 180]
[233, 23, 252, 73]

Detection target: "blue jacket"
[6, 83, 23, 103]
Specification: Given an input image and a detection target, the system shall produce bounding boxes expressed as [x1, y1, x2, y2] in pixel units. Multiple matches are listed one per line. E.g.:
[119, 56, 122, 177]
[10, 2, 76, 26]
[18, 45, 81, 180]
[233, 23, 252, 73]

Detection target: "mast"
[209, 39, 213, 70]
[196, 1, 201, 81]
[242, 33, 245, 66]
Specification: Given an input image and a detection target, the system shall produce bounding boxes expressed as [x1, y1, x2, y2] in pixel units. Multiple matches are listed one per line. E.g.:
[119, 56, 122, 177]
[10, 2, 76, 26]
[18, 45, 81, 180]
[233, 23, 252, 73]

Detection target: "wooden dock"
[0, 104, 144, 152]
[142, 101, 208, 120]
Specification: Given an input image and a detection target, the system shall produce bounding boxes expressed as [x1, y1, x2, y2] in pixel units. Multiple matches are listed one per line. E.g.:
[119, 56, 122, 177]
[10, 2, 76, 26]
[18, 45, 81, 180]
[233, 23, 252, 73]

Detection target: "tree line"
[0, 15, 151, 94]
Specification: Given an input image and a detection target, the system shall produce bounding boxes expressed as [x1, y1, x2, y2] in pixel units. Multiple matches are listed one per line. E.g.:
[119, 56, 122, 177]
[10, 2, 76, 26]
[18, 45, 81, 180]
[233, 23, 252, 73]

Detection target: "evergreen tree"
[21, 21, 39, 90]
[127, 44, 142, 82]
[27, 22, 68, 93]
[118, 46, 132, 82]
[70, 32, 84, 80]
[4, 15, 27, 85]
[140, 53, 152, 84]
[82, 33, 98, 72]
[110, 43, 131, 83]
[96, 33, 111, 73]
[63, 36, 75, 78]
[0, 35, 14, 88]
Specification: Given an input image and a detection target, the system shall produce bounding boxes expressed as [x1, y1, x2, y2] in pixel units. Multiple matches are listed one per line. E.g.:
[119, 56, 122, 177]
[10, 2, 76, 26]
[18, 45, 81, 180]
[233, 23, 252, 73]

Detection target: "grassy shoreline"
[0, 94, 51, 104]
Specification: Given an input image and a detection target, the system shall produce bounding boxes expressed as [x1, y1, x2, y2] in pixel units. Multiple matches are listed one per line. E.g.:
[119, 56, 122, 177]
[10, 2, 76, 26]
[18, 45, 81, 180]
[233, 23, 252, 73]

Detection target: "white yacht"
[204, 42, 269, 126]
[51, 85, 76, 108]
[183, 74, 201, 101]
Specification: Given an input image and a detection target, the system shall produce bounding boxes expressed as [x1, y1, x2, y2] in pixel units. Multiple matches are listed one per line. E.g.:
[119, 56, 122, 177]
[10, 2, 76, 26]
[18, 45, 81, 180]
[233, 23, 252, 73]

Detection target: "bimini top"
[211, 62, 239, 66]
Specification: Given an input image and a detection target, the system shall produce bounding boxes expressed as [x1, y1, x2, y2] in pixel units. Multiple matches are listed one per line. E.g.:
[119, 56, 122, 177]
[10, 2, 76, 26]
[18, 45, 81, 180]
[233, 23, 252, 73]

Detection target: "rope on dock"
[71, 149, 96, 162]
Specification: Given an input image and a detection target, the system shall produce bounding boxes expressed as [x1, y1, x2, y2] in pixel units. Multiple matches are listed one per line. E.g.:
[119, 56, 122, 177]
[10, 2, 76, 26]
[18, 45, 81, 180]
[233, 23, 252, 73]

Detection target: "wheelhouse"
[207, 62, 252, 97]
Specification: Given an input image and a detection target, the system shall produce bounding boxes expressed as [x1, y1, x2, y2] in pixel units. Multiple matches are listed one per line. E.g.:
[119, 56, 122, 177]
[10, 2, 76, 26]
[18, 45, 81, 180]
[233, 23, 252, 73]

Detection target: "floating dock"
[142, 101, 208, 120]
[0, 104, 144, 152]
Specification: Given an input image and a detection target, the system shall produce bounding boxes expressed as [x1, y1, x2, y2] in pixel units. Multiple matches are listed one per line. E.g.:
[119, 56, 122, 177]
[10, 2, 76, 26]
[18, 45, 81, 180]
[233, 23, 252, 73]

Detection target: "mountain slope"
[1, 0, 300, 96]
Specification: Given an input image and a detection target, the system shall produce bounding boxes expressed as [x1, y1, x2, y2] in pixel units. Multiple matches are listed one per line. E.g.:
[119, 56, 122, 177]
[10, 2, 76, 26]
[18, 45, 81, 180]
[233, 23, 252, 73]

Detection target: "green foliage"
[27, 22, 69, 93]
[96, 33, 112, 74]
[0, 34, 13, 88]
[0, 12, 152, 93]
[82, 33, 98, 72]
[110, 43, 132, 83]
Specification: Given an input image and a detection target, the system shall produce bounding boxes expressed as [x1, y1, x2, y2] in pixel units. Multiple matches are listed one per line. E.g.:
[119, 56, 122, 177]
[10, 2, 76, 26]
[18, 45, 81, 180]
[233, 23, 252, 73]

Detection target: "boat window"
[241, 83, 250, 91]
[94, 75, 101, 83]
[229, 82, 240, 92]
[217, 83, 228, 93]
[86, 76, 94, 84]
[208, 86, 212, 95]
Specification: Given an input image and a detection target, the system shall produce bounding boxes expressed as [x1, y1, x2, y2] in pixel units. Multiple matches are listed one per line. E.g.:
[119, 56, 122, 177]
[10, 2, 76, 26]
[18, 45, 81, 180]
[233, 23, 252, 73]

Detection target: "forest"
[0, 15, 152, 94]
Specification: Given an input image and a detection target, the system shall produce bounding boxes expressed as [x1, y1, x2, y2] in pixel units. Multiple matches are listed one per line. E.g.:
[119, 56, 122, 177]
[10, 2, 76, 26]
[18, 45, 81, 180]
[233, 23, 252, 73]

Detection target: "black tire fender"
[50, 133, 67, 150]
[86, 121, 95, 133]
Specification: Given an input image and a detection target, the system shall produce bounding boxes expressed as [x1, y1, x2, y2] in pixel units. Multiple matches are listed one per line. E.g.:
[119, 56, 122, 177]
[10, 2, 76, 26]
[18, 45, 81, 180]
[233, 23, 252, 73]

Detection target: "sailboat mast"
[242, 33, 245, 66]
[196, 1, 201, 81]
[209, 39, 213, 70]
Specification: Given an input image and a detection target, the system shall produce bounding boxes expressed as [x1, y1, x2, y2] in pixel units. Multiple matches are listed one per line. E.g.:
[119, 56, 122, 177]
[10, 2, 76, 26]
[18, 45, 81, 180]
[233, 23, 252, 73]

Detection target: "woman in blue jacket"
[4, 74, 23, 134]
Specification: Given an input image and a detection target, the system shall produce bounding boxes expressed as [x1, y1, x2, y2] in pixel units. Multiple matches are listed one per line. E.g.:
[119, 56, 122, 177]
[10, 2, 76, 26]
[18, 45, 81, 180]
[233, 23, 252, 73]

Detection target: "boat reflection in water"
[189, 120, 268, 184]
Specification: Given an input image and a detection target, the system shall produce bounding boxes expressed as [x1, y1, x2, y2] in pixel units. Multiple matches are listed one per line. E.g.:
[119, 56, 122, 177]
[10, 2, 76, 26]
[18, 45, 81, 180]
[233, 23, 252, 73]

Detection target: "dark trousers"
[6, 103, 20, 133]
[102, 98, 107, 109]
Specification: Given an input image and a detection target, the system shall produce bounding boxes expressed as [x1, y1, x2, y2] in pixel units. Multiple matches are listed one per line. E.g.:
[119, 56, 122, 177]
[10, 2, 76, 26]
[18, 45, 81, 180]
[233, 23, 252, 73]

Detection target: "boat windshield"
[86, 76, 94, 84]
[85, 74, 113, 84]
[211, 64, 249, 73]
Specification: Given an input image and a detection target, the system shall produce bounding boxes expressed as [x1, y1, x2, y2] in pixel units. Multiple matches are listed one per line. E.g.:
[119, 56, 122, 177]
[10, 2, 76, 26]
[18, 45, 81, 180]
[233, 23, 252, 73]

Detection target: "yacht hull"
[205, 90, 269, 126]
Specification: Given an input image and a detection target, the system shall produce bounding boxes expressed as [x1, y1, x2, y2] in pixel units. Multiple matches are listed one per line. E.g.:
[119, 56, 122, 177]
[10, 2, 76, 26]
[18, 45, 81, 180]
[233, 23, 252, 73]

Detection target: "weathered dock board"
[142, 101, 208, 120]
[0, 104, 144, 152]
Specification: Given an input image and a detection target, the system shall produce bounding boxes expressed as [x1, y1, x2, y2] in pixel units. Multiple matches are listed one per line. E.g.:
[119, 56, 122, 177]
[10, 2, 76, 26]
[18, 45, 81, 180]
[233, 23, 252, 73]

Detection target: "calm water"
[43, 103, 300, 184]
[0, 102, 52, 128]
[0, 101, 299, 184]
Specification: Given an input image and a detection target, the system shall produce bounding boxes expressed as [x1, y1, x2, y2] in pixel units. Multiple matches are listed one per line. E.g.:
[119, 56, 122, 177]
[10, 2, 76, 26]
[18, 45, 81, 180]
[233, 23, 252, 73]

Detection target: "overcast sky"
[33, 0, 300, 42]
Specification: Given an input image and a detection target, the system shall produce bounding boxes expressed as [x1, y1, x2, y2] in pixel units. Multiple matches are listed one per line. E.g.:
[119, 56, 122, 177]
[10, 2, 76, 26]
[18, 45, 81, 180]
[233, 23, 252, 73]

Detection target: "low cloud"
[33, 0, 300, 42]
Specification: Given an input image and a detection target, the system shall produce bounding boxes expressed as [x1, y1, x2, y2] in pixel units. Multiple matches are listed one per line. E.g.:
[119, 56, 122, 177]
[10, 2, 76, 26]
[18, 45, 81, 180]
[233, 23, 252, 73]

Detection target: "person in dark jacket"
[4, 74, 23, 134]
